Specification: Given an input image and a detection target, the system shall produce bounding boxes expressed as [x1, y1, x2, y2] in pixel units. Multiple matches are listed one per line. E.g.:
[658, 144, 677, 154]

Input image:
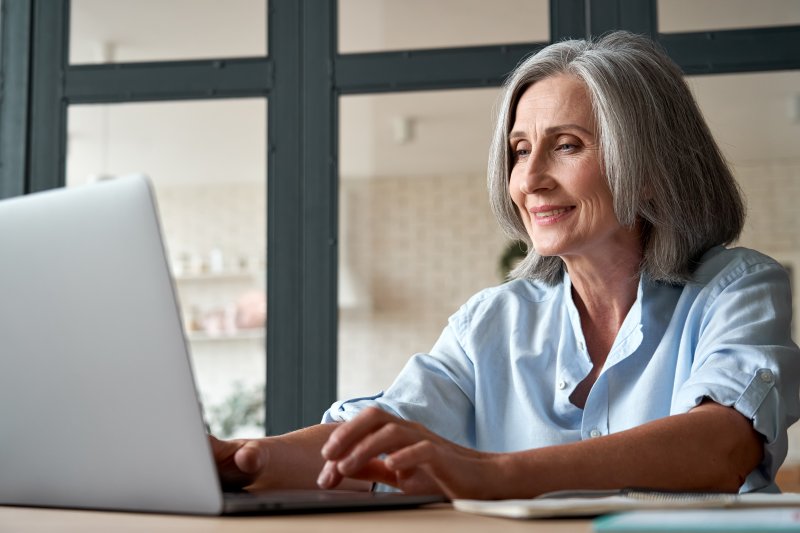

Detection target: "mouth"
[528, 205, 575, 225]
[533, 207, 573, 218]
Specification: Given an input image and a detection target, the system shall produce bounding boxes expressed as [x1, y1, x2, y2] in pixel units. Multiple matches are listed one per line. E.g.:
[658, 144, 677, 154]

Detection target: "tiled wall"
[337, 174, 509, 399]
[156, 181, 266, 274]
[155, 181, 266, 437]
[738, 161, 800, 255]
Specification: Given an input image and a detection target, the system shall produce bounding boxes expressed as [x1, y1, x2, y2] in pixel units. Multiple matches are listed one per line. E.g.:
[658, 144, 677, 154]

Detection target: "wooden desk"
[0, 504, 592, 532]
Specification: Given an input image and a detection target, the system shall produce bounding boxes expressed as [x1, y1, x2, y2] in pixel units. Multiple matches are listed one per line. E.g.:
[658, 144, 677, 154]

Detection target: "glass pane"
[70, 0, 267, 64]
[66, 99, 267, 438]
[338, 0, 549, 53]
[659, 0, 800, 33]
[338, 88, 507, 400]
[688, 70, 800, 466]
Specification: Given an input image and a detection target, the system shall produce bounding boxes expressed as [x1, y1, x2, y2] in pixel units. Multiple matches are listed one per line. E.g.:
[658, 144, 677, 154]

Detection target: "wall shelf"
[187, 328, 265, 342]
[174, 271, 260, 283]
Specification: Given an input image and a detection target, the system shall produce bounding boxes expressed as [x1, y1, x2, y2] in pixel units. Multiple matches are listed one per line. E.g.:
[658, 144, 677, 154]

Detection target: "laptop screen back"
[0, 177, 224, 514]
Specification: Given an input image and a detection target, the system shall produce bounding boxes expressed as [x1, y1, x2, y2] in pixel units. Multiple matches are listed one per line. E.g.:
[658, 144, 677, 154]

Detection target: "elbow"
[726, 439, 763, 492]
[691, 402, 764, 492]
[714, 422, 764, 493]
[715, 467, 753, 494]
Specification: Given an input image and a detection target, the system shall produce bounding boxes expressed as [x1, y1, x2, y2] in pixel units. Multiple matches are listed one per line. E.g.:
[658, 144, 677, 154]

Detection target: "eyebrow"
[508, 123, 594, 141]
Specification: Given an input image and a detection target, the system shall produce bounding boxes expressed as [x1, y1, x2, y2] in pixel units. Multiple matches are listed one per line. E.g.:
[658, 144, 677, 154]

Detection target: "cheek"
[508, 170, 524, 206]
[574, 166, 611, 206]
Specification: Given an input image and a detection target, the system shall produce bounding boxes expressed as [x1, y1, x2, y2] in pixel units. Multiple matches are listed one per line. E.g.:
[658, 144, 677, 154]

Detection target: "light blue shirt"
[323, 247, 800, 492]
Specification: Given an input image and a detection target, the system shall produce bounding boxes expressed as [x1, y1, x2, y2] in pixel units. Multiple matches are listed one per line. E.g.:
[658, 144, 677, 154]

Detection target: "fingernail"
[320, 443, 332, 458]
[321, 436, 339, 459]
[317, 468, 332, 488]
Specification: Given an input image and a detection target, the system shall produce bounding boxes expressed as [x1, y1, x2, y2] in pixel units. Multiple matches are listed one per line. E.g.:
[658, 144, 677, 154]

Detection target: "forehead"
[512, 74, 593, 126]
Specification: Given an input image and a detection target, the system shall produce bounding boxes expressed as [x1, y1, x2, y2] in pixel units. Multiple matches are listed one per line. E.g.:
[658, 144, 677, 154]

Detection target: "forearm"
[493, 403, 763, 499]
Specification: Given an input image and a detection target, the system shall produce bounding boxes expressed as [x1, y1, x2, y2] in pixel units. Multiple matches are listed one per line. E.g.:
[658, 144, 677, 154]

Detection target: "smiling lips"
[535, 207, 571, 218]
[529, 205, 575, 224]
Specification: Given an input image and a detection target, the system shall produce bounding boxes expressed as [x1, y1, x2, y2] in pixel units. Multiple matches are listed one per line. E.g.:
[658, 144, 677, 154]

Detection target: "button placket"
[581, 373, 610, 440]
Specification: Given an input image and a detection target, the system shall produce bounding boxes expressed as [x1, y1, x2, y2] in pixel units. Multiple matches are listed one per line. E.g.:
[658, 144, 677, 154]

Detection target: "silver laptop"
[0, 176, 442, 515]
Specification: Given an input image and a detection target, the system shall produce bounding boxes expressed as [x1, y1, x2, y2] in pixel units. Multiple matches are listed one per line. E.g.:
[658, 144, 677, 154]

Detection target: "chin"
[529, 243, 565, 257]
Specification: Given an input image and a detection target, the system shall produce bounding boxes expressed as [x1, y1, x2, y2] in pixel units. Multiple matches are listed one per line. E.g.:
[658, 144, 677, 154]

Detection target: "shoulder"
[683, 247, 791, 316]
[449, 277, 561, 338]
[461, 278, 560, 315]
[691, 246, 788, 289]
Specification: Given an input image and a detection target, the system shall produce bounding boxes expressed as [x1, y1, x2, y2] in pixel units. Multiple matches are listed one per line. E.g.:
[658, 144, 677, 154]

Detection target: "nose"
[516, 148, 551, 195]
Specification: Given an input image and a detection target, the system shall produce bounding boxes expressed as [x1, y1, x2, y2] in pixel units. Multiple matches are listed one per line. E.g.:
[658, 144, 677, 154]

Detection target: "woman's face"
[508, 74, 633, 263]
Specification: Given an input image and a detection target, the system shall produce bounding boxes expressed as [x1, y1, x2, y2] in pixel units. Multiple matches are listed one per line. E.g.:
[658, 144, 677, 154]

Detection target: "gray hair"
[488, 31, 745, 285]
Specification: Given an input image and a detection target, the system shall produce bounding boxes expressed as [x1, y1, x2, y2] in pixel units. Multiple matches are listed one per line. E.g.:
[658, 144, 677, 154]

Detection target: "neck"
[563, 243, 643, 333]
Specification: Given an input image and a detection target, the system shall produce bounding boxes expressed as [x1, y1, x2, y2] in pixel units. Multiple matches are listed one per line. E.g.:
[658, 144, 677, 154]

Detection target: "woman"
[213, 31, 800, 499]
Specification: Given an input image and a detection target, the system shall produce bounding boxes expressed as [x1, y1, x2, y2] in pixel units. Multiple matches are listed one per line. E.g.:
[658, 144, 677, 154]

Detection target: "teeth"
[535, 208, 569, 218]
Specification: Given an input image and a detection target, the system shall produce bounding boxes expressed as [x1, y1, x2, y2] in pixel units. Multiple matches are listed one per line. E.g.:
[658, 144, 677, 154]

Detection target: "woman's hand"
[316, 407, 500, 499]
[209, 424, 373, 492]
[209, 435, 272, 491]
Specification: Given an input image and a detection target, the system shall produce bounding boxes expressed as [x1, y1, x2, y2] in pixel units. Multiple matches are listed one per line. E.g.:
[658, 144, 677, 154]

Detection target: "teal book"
[594, 508, 800, 532]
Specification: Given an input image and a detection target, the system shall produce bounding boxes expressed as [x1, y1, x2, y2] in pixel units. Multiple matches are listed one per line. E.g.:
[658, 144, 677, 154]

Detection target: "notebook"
[453, 489, 800, 519]
[0, 176, 442, 515]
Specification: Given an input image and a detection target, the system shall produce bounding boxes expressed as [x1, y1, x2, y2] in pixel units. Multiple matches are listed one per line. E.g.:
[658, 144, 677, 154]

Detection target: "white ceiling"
[66, 0, 800, 186]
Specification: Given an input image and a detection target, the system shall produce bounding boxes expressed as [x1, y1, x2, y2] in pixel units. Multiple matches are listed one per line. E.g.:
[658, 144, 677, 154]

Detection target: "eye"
[554, 135, 582, 153]
[556, 143, 577, 153]
[511, 141, 531, 162]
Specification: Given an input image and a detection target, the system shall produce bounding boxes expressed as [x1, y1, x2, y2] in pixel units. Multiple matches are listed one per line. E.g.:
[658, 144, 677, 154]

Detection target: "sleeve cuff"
[320, 391, 385, 424]
[673, 367, 777, 440]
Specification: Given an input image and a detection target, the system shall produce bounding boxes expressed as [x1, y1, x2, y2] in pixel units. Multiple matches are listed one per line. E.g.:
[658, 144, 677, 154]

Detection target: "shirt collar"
[561, 269, 645, 366]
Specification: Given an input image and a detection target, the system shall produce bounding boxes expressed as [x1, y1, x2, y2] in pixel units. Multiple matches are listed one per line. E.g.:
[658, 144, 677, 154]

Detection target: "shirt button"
[589, 429, 602, 438]
[578, 341, 585, 351]
[759, 369, 774, 383]
[557, 380, 567, 390]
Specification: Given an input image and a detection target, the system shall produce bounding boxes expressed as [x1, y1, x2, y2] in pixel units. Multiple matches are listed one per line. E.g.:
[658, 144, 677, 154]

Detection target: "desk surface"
[1, 504, 592, 532]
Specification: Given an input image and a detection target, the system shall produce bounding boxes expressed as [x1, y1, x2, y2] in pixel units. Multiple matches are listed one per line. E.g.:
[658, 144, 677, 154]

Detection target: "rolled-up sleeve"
[672, 261, 800, 491]
[322, 312, 477, 448]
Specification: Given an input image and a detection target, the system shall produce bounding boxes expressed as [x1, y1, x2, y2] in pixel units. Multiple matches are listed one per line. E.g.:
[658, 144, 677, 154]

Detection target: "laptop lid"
[0, 177, 446, 516]
[0, 176, 225, 514]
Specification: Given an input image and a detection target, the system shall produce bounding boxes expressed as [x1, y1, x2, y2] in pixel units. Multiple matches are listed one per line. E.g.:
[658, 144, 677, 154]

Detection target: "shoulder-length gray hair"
[489, 31, 744, 285]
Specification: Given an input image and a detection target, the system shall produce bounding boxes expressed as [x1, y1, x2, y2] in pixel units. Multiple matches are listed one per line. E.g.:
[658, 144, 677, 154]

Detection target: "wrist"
[489, 451, 544, 500]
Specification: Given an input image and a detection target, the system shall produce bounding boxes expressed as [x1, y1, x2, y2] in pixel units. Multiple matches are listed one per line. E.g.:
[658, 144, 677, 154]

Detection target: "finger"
[210, 435, 251, 490]
[321, 407, 396, 460]
[345, 458, 401, 487]
[234, 439, 269, 475]
[316, 460, 344, 489]
[385, 439, 437, 471]
[317, 457, 398, 489]
[387, 441, 481, 499]
[336, 421, 421, 477]
[209, 434, 238, 461]
[386, 441, 453, 497]
[208, 435, 268, 491]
